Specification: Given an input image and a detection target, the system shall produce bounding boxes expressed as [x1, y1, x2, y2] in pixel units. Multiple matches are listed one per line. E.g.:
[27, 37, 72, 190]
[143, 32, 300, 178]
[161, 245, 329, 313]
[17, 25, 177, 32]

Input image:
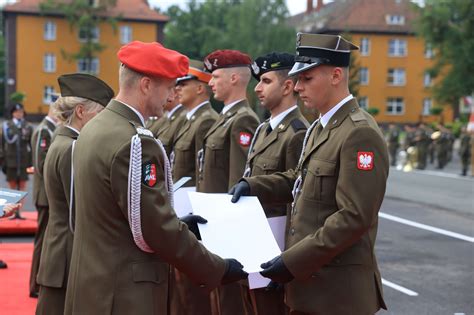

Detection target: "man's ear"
[282, 79, 295, 97]
[331, 67, 344, 85]
[139, 76, 152, 95]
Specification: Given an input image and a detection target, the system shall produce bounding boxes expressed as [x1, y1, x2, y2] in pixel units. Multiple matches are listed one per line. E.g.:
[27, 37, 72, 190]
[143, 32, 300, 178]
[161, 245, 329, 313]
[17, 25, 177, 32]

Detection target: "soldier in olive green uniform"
[239, 52, 309, 315]
[148, 87, 187, 157]
[168, 60, 218, 315]
[232, 33, 388, 315]
[29, 105, 58, 298]
[415, 123, 430, 170]
[459, 126, 471, 176]
[197, 49, 259, 315]
[386, 123, 400, 166]
[65, 42, 247, 315]
[36, 73, 114, 315]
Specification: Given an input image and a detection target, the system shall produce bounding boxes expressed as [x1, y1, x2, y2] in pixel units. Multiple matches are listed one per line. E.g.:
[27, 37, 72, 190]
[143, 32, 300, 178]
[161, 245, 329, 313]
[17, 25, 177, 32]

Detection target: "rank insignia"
[239, 132, 251, 146]
[357, 152, 374, 170]
[40, 138, 47, 148]
[142, 163, 157, 187]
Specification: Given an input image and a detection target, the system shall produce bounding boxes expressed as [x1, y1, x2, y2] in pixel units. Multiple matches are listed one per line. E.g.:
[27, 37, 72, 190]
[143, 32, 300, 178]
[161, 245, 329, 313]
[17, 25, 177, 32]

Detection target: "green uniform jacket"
[172, 102, 218, 186]
[149, 105, 187, 158]
[197, 100, 259, 192]
[37, 126, 77, 289]
[31, 117, 57, 207]
[246, 107, 308, 217]
[245, 99, 388, 314]
[0, 119, 33, 169]
[65, 100, 226, 315]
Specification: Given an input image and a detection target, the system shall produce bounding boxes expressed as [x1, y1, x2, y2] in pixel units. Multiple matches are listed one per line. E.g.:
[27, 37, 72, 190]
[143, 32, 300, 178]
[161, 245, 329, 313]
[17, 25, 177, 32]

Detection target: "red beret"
[204, 49, 252, 73]
[117, 41, 189, 79]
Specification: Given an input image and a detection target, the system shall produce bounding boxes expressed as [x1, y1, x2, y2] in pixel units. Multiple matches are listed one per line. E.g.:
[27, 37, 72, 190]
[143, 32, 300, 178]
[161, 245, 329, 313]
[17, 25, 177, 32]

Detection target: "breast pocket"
[302, 159, 337, 203]
[253, 156, 279, 175]
[174, 139, 193, 165]
[206, 137, 226, 169]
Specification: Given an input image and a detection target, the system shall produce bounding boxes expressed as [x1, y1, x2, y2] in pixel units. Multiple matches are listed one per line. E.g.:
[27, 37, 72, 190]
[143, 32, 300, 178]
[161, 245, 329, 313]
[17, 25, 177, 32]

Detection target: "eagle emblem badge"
[357, 152, 374, 170]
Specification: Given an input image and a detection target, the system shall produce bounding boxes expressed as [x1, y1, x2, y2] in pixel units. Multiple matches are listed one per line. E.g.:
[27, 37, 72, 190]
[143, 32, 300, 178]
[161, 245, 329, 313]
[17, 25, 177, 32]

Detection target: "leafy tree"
[415, 0, 474, 117]
[10, 91, 26, 103]
[40, 0, 119, 73]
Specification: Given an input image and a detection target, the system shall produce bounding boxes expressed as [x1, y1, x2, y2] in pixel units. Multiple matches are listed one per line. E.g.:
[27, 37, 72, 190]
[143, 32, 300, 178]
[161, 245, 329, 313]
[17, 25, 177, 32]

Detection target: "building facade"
[290, 0, 453, 124]
[2, 0, 168, 116]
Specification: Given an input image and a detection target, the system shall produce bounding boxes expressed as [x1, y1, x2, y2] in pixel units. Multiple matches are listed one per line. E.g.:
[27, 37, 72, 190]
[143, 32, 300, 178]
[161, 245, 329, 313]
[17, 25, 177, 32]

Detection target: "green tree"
[40, 0, 119, 73]
[415, 0, 474, 117]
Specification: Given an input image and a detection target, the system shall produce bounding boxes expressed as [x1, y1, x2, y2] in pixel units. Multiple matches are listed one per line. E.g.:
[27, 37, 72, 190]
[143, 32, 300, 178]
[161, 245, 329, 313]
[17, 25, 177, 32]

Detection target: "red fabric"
[204, 50, 251, 72]
[0, 243, 37, 314]
[118, 41, 189, 79]
[0, 211, 37, 235]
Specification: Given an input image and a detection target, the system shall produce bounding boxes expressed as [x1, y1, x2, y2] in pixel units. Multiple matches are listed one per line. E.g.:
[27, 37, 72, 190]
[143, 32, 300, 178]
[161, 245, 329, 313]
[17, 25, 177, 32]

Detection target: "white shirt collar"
[12, 118, 21, 126]
[320, 94, 353, 128]
[45, 116, 57, 126]
[117, 100, 146, 127]
[186, 101, 209, 120]
[269, 105, 298, 130]
[221, 99, 244, 115]
[65, 125, 80, 135]
[167, 104, 184, 119]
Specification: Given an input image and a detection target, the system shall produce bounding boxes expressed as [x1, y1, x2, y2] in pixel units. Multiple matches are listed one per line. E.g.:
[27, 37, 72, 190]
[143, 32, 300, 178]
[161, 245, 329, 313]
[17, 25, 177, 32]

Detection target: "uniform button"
[199, 284, 206, 288]
[315, 168, 320, 175]
[303, 168, 307, 175]
[211, 144, 215, 148]
[290, 228, 295, 235]
[263, 163, 267, 168]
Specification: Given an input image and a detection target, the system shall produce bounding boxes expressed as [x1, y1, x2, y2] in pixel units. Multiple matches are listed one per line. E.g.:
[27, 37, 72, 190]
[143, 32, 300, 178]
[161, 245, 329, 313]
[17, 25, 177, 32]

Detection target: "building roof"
[2, 0, 169, 23]
[291, 0, 420, 35]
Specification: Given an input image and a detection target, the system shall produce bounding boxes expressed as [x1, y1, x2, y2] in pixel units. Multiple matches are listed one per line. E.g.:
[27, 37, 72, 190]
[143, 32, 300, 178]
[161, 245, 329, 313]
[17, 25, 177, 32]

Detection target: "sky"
[0, 0, 309, 16]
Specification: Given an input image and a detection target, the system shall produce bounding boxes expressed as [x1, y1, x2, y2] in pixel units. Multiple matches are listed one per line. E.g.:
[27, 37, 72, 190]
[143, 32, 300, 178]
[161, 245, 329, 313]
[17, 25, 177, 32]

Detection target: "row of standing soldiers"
[385, 122, 472, 176]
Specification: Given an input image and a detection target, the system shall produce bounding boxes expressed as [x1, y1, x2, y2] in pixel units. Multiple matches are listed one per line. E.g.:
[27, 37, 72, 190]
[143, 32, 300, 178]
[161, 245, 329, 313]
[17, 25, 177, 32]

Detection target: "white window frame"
[424, 42, 434, 58]
[358, 96, 369, 110]
[387, 68, 406, 86]
[360, 38, 370, 56]
[77, 58, 100, 74]
[386, 97, 405, 115]
[78, 26, 100, 43]
[359, 67, 369, 85]
[120, 25, 132, 44]
[422, 98, 432, 115]
[424, 72, 432, 87]
[43, 86, 55, 105]
[44, 21, 56, 41]
[386, 14, 405, 25]
[43, 53, 56, 73]
[388, 39, 407, 57]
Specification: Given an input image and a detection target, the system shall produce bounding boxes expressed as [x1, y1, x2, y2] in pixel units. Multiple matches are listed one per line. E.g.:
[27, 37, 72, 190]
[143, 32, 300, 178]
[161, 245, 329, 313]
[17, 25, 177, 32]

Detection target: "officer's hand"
[180, 214, 207, 240]
[229, 181, 250, 203]
[221, 258, 248, 284]
[260, 255, 294, 283]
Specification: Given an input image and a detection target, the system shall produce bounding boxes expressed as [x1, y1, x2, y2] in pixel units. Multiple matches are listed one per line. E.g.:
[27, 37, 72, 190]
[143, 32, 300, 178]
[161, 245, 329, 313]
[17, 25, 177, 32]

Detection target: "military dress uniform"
[241, 34, 388, 315]
[459, 130, 471, 176]
[149, 104, 187, 157]
[65, 43, 229, 315]
[29, 115, 57, 296]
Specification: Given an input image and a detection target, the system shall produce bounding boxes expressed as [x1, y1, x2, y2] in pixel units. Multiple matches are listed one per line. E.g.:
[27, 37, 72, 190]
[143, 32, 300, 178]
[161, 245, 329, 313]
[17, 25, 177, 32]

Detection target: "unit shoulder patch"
[238, 132, 252, 147]
[357, 151, 374, 170]
[142, 162, 158, 187]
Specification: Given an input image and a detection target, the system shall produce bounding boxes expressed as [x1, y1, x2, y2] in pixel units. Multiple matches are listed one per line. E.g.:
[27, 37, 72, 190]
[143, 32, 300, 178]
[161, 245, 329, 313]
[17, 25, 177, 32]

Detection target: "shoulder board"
[290, 119, 307, 132]
[350, 110, 367, 122]
[129, 121, 154, 138]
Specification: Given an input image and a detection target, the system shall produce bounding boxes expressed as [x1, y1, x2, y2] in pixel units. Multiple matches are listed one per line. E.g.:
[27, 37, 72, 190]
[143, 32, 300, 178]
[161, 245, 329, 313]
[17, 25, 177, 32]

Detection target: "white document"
[188, 192, 281, 289]
[173, 187, 196, 218]
[268, 216, 286, 251]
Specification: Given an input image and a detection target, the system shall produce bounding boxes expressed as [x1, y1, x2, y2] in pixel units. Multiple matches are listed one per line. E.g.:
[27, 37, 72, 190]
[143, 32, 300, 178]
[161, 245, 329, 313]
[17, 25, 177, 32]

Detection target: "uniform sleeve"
[228, 114, 259, 190]
[33, 128, 53, 176]
[245, 169, 297, 205]
[285, 130, 306, 171]
[282, 126, 389, 279]
[110, 136, 226, 289]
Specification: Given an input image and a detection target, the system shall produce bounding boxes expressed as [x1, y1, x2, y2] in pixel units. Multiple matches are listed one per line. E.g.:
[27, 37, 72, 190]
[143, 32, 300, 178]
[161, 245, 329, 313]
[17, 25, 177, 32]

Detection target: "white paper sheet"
[173, 187, 196, 218]
[188, 192, 281, 289]
[268, 216, 286, 251]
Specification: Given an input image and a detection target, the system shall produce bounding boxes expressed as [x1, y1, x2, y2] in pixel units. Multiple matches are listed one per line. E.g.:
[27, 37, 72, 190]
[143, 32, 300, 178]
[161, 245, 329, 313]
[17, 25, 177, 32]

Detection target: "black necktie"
[265, 124, 272, 136]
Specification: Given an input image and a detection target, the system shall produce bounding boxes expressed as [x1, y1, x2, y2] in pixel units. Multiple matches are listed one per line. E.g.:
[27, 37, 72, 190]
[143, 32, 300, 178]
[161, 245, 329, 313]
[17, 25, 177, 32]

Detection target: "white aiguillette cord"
[128, 128, 174, 253]
[69, 140, 76, 233]
[242, 120, 267, 178]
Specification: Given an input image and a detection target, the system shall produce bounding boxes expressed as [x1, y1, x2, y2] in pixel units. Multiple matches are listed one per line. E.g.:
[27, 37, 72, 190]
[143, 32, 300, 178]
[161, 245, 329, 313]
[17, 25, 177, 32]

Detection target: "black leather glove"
[265, 280, 284, 292]
[229, 180, 250, 203]
[180, 214, 207, 240]
[221, 258, 249, 285]
[1, 165, 6, 175]
[260, 255, 294, 283]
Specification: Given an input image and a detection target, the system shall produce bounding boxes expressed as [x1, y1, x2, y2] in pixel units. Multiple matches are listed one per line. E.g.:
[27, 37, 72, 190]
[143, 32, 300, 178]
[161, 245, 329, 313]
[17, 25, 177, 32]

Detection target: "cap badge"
[357, 152, 374, 171]
[212, 59, 218, 67]
[251, 62, 260, 75]
[204, 59, 212, 70]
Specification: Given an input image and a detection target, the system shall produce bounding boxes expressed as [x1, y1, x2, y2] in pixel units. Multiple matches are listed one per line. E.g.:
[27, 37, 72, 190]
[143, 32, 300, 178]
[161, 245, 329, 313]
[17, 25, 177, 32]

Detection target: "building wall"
[351, 33, 453, 124]
[15, 14, 159, 114]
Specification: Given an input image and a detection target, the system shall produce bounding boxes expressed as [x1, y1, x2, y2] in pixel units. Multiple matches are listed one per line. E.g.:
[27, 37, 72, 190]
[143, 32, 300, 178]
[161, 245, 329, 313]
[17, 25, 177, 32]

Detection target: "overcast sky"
[0, 0, 309, 16]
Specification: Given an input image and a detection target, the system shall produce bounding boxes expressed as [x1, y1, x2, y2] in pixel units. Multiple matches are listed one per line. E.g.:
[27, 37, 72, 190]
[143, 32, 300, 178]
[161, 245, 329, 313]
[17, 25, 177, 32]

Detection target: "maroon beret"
[203, 49, 252, 73]
[117, 41, 189, 79]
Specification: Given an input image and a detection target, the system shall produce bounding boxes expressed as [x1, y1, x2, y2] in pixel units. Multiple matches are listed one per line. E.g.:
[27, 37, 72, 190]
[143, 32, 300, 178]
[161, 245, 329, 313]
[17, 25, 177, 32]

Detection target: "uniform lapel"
[203, 100, 246, 139]
[56, 125, 79, 139]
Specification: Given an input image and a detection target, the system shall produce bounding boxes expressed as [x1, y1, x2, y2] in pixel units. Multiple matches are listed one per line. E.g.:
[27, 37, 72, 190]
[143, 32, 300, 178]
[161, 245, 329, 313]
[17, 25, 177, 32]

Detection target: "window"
[386, 15, 405, 25]
[43, 86, 55, 104]
[424, 72, 432, 87]
[386, 97, 404, 115]
[78, 26, 99, 42]
[387, 68, 405, 86]
[425, 42, 434, 58]
[358, 97, 369, 110]
[77, 58, 100, 74]
[360, 38, 370, 56]
[388, 39, 407, 56]
[422, 98, 432, 115]
[359, 67, 369, 85]
[120, 25, 132, 44]
[44, 21, 56, 41]
[43, 53, 56, 73]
